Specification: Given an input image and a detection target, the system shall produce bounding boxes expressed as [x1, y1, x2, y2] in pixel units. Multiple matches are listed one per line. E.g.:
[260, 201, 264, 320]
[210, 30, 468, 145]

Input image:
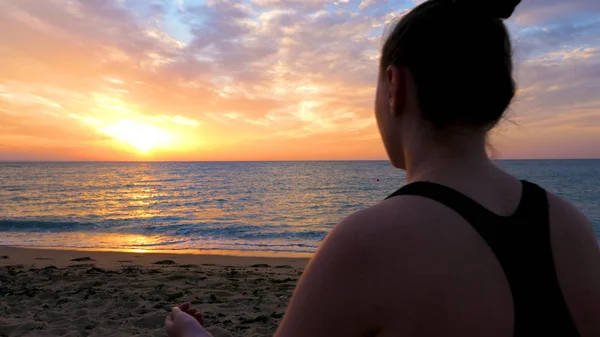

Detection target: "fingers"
[173, 302, 205, 326]
[194, 312, 205, 327]
[171, 306, 183, 318]
[165, 310, 175, 327]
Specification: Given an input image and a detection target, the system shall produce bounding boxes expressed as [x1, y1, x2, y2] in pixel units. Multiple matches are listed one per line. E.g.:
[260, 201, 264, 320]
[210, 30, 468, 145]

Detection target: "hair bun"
[454, 0, 521, 19]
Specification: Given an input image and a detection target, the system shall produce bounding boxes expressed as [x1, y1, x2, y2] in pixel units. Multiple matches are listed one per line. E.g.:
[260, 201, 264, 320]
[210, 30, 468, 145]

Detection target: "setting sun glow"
[100, 120, 172, 153]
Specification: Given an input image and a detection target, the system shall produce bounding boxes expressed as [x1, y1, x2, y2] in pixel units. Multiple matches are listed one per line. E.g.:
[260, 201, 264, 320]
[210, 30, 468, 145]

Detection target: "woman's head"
[376, 0, 521, 168]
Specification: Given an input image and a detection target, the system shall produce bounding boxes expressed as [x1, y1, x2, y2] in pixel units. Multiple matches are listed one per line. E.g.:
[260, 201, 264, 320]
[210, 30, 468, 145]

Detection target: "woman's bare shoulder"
[546, 191, 593, 230]
[546, 191, 600, 337]
[337, 194, 464, 244]
[546, 190, 598, 255]
[330, 194, 473, 284]
[273, 197, 445, 337]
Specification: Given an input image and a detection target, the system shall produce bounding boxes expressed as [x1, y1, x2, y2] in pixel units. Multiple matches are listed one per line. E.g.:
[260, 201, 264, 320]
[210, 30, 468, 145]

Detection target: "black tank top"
[386, 180, 580, 337]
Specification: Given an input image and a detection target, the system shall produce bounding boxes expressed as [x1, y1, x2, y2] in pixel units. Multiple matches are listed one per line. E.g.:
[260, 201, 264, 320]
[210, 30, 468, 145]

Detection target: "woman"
[165, 0, 600, 336]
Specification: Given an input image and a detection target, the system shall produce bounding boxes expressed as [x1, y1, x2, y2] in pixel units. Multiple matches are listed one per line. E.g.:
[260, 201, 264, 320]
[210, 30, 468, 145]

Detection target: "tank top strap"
[386, 180, 516, 235]
[386, 180, 537, 257]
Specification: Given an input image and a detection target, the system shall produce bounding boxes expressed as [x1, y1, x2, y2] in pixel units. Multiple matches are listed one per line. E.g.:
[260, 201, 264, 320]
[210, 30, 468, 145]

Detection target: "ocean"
[1, 160, 599, 255]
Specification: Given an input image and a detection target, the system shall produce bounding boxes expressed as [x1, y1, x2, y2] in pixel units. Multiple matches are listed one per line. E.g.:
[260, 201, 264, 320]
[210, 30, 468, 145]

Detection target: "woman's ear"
[385, 65, 407, 117]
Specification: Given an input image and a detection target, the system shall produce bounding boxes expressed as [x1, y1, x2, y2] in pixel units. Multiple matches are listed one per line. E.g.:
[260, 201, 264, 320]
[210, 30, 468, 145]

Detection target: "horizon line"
[1, 158, 600, 163]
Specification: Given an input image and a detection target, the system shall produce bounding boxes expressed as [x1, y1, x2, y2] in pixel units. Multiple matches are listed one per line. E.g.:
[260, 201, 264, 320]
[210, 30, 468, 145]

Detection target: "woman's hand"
[178, 302, 205, 327]
[165, 303, 212, 337]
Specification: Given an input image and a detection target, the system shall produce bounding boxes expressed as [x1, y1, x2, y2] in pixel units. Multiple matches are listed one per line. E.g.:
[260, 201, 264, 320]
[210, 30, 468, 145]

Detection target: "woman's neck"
[404, 131, 494, 184]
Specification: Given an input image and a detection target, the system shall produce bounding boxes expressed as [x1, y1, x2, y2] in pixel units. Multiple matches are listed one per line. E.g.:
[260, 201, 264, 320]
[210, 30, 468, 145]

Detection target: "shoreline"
[0, 246, 311, 269]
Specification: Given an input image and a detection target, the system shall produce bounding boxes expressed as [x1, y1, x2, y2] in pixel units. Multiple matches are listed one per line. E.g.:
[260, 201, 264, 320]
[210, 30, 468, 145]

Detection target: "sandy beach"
[0, 246, 309, 337]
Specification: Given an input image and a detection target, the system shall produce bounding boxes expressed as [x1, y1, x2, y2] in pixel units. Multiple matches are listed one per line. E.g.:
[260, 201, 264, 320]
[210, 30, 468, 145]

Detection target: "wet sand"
[0, 246, 309, 337]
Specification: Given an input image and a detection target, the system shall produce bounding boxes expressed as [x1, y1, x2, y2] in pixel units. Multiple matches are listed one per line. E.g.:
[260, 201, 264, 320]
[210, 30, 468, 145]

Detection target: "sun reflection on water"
[0, 162, 411, 254]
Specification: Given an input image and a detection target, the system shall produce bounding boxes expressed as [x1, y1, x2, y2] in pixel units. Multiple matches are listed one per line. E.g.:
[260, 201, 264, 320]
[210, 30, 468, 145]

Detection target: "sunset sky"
[1, 0, 599, 161]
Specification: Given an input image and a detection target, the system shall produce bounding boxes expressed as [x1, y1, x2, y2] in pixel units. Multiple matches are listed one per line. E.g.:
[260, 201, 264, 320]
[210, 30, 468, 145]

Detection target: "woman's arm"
[274, 211, 385, 337]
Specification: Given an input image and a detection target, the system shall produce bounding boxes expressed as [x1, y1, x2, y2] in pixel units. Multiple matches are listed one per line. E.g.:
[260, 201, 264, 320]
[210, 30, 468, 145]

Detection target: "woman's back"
[275, 166, 600, 337]
[386, 180, 580, 336]
[374, 169, 600, 336]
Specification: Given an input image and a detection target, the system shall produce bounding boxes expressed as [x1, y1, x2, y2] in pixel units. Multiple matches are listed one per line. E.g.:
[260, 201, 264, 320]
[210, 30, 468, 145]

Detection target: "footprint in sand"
[134, 313, 166, 329]
[178, 264, 199, 268]
[206, 327, 234, 337]
[74, 309, 89, 317]
[68, 263, 96, 268]
[275, 265, 293, 269]
[133, 307, 152, 316]
[216, 303, 241, 310]
[152, 259, 177, 265]
[5, 264, 24, 270]
[250, 264, 271, 268]
[270, 278, 295, 284]
[0, 256, 9, 259]
[48, 328, 68, 336]
[34, 257, 53, 260]
[70, 257, 95, 262]
[116, 300, 140, 310]
[211, 291, 235, 298]
[167, 274, 189, 281]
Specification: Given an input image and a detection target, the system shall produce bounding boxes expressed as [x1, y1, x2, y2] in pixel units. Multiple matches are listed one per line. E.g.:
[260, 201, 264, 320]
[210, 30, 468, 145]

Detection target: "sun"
[100, 120, 172, 153]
